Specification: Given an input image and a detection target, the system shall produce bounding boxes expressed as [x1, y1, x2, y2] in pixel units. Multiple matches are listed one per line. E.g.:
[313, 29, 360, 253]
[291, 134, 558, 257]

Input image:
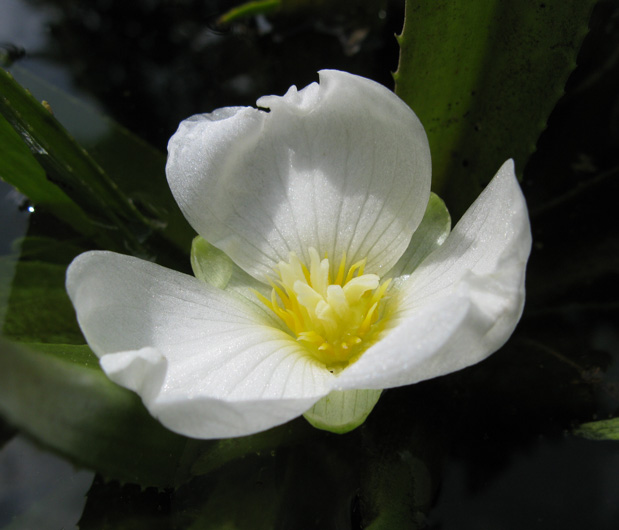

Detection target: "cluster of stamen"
[255, 248, 391, 367]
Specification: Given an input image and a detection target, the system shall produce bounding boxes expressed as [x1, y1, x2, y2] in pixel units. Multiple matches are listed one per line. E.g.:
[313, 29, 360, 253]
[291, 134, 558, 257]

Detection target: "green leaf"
[0, 259, 83, 344]
[78, 478, 174, 530]
[218, 0, 281, 24]
[361, 450, 431, 530]
[574, 417, 619, 441]
[0, 338, 197, 487]
[0, 234, 91, 345]
[8, 67, 194, 257]
[356, 398, 443, 529]
[190, 419, 315, 476]
[0, 68, 194, 262]
[0, 417, 16, 450]
[78, 454, 286, 530]
[218, 0, 384, 24]
[0, 68, 154, 253]
[11, 235, 87, 264]
[0, 113, 92, 233]
[183, 456, 284, 530]
[0, 236, 87, 343]
[395, 0, 596, 217]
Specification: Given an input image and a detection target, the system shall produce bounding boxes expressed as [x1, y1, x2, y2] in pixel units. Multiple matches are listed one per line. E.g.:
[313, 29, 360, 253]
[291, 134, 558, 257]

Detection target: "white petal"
[66, 251, 334, 438]
[335, 290, 473, 389]
[99, 347, 167, 403]
[405, 160, 531, 308]
[336, 160, 531, 390]
[166, 70, 431, 280]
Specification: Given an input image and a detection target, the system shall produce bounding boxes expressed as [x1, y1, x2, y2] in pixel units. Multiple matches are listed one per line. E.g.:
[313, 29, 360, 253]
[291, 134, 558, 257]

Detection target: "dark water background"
[1, 0, 619, 528]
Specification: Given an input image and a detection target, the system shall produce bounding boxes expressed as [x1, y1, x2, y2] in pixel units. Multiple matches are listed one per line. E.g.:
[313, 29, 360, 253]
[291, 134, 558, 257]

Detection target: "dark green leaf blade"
[395, 0, 596, 217]
[1, 233, 92, 344]
[8, 66, 195, 257]
[190, 419, 315, 476]
[0, 68, 155, 254]
[0, 339, 196, 487]
[0, 113, 93, 233]
[0, 256, 84, 344]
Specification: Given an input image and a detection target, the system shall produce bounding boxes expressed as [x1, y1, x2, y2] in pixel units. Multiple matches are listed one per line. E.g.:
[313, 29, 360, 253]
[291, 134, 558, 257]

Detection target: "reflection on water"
[0, 182, 29, 256]
[429, 436, 619, 529]
[0, 436, 93, 530]
[0, 0, 92, 102]
[0, 183, 30, 332]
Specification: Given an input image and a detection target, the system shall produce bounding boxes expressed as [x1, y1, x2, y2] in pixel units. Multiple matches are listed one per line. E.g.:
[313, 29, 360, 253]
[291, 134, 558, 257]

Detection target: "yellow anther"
[257, 248, 392, 367]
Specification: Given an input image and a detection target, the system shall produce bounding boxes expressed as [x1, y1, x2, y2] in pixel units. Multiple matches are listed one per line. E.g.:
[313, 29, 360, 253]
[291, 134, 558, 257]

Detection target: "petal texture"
[166, 70, 431, 281]
[66, 252, 334, 438]
[336, 160, 531, 390]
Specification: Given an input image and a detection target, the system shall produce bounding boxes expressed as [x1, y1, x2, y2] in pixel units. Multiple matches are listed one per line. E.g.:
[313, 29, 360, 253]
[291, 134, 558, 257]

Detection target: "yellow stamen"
[257, 248, 392, 366]
[334, 253, 347, 286]
[344, 258, 366, 284]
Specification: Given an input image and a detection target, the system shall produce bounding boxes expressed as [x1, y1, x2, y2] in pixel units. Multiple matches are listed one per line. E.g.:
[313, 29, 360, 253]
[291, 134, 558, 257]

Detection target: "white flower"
[66, 70, 531, 439]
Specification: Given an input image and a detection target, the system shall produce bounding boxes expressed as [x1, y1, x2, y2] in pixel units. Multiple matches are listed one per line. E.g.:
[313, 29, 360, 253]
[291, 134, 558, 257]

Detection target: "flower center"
[256, 248, 391, 367]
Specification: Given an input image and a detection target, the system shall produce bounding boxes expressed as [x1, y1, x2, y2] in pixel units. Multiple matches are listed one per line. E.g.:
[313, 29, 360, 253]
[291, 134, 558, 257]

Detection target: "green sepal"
[191, 236, 235, 289]
[190, 236, 272, 306]
[389, 192, 451, 278]
[303, 389, 382, 434]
